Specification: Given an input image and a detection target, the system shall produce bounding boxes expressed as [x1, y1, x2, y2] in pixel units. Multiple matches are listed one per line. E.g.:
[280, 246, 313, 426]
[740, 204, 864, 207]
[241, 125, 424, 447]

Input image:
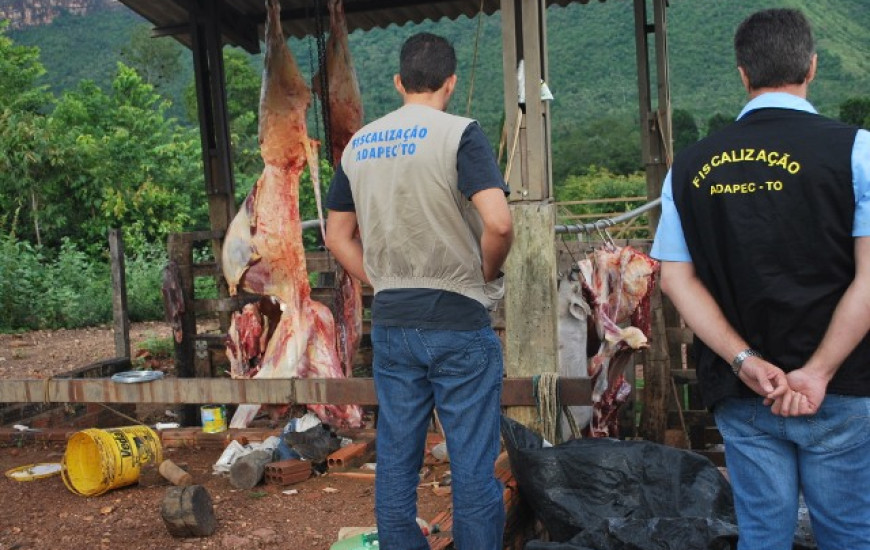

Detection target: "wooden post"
[167, 232, 198, 427]
[640, 286, 669, 442]
[108, 228, 130, 359]
[189, 0, 236, 333]
[633, 0, 672, 231]
[501, 0, 552, 202]
[500, 0, 558, 433]
[634, 0, 673, 443]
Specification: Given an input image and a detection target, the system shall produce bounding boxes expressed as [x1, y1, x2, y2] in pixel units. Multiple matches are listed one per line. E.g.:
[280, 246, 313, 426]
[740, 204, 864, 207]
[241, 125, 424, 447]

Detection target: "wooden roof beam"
[155, 0, 261, 54]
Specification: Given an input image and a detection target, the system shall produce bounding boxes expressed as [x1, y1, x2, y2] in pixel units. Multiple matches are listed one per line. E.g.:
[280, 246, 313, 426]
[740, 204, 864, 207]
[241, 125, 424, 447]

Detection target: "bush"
[0, 233, 45, 330]
[555, 167, 651, 239]
[0, 231, 171, 331]
[0, 235, 111, 330]
[39, 238, 112, 328]
[126, 242, 168, 322]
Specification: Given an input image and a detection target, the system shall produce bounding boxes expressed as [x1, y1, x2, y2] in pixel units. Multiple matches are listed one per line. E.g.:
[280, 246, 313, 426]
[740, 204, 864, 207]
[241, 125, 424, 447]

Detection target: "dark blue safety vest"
[671, 108, 866, 407]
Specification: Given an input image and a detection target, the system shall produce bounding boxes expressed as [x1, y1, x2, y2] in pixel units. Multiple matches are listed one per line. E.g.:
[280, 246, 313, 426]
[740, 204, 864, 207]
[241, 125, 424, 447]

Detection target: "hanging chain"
[314, 0, 333, 165]
[306, 2, 322, 144]
[465, 0, 485, 117]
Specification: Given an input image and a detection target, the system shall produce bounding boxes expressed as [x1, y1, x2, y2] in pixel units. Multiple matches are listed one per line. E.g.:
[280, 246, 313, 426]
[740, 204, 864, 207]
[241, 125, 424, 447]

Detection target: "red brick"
[264, 459, 311, 486]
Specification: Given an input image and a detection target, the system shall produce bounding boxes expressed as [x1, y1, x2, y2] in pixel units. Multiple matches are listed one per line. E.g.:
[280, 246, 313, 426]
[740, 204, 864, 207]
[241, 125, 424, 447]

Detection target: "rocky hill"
[0, 0, 118, 29]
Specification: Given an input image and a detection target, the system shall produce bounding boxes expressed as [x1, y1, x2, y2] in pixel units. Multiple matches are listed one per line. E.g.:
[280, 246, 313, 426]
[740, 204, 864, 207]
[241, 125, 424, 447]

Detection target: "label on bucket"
[201, 405, 227, 433]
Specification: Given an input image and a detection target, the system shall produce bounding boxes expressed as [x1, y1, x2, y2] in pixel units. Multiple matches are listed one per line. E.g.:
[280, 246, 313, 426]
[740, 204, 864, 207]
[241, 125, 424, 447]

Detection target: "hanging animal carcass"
[558, 243, 658, 438]
[222, 0, 362, 429]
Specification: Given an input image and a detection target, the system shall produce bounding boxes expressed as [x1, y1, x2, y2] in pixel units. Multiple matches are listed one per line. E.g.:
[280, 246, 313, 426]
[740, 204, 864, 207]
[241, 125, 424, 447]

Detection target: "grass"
[132, 333, 175, 370]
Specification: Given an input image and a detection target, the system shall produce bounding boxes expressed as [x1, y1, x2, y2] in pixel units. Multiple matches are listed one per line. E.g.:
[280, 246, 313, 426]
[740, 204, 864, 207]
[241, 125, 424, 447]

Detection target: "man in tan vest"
[326, 32, 512, 550]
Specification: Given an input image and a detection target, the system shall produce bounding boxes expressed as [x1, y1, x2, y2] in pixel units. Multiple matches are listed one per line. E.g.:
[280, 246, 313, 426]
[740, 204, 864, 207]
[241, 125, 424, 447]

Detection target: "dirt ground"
[0, 322, 455, 549]
[0, 440, 452, 550]
[0, 321, 180, 380]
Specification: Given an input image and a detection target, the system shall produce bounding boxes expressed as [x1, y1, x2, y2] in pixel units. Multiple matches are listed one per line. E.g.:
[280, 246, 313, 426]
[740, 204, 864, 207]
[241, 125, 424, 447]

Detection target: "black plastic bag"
[502, 415, 738, 549]
[502, 416, 819, 550]
[283, 423, 341, 463]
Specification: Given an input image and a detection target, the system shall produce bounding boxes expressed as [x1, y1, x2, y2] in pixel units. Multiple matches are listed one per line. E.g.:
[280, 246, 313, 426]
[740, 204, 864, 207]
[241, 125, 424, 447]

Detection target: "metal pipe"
[555, 196, 662, 235]
[302, 196, 662, 236]
[301, 219, 322, 231]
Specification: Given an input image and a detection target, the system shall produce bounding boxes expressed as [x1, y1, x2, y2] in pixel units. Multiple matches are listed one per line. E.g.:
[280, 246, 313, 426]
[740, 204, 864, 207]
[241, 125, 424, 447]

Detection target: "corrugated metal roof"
[118, 0, 604, 53]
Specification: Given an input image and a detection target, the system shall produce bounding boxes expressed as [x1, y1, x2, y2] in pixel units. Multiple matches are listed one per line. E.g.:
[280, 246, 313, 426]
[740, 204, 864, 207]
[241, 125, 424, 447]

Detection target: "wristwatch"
[731, 348, 761, 376]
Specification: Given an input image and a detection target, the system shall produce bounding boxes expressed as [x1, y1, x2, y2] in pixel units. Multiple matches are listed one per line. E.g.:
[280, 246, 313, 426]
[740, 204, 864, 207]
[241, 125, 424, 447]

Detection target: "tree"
[839, 96, 870, 127]
[0, 23, 58, 245]
[47, 64, 205, 255]
[552, 114, 642, 186]
[119, 25, 183, 94]
[672, 108, 699, 154]
[0, 21, 51, 113]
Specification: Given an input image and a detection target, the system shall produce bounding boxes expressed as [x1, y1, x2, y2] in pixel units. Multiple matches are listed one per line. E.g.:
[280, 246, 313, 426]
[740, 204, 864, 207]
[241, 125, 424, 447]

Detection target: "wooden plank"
[670, 368, 697, 383]
[666, 326, 694, 345]
[176, 229, 225, 243]
[305, 250, 337, 273]
[502, 377, 591, 407]
[191, 263, 221, 278]
[193, 295, 258, 313]
[0, 377, 592, 407]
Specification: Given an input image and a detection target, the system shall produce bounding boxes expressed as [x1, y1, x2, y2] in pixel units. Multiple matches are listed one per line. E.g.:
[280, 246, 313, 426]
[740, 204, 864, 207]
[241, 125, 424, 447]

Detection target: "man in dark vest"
[325, 33, 513, 549]
[652, 8, 870, 549]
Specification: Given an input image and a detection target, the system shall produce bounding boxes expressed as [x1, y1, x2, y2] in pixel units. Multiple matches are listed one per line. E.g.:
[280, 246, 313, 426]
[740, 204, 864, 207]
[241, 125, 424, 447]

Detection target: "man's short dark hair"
[734, 8, 815, 90]
[399, 33, 456, 93]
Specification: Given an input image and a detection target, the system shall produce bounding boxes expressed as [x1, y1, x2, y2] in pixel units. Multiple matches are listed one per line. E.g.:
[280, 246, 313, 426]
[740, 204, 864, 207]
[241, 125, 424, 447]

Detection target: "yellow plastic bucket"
[61, 426, 162, 497]
[201, 405, 227, 433]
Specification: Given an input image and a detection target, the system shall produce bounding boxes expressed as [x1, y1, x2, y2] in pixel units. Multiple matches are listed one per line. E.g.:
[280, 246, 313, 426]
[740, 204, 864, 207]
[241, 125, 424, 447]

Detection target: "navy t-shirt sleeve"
[325, 163, 355, 212]
[456, 122, 510, 200]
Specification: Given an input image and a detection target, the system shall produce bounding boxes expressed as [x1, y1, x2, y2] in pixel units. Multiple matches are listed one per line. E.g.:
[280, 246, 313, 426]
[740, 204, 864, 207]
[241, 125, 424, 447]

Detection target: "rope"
[532, 372, 561, 445]
[97, 403, 148, 427]
[502, 107, 523, 182]
[465, 0, 485, 117]
[561, 404, 582, 440]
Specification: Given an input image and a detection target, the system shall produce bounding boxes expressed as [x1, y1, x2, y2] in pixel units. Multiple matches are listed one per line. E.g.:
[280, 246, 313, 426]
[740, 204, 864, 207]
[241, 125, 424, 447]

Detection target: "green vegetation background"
[2, 0, 869, 331]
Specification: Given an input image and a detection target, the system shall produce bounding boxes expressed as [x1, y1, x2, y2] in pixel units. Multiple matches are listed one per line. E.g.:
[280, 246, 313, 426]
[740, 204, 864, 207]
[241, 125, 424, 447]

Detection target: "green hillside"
[8, 0, 870, 172]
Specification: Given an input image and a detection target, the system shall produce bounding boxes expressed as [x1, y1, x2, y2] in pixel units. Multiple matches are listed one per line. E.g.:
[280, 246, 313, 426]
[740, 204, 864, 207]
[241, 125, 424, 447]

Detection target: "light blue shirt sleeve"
[650, 170, 692, 262]
[852, 129, 870, 236]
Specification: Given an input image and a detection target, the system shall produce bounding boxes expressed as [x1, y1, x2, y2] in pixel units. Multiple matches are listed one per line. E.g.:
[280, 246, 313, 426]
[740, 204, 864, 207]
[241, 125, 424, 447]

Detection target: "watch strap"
[731, 348, 761, 376]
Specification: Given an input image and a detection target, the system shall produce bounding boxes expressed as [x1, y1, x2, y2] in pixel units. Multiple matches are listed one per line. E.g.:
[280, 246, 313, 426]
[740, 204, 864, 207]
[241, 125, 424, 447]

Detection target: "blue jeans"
[714, 395, 870, 550]
[371, 325, 505, 550]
